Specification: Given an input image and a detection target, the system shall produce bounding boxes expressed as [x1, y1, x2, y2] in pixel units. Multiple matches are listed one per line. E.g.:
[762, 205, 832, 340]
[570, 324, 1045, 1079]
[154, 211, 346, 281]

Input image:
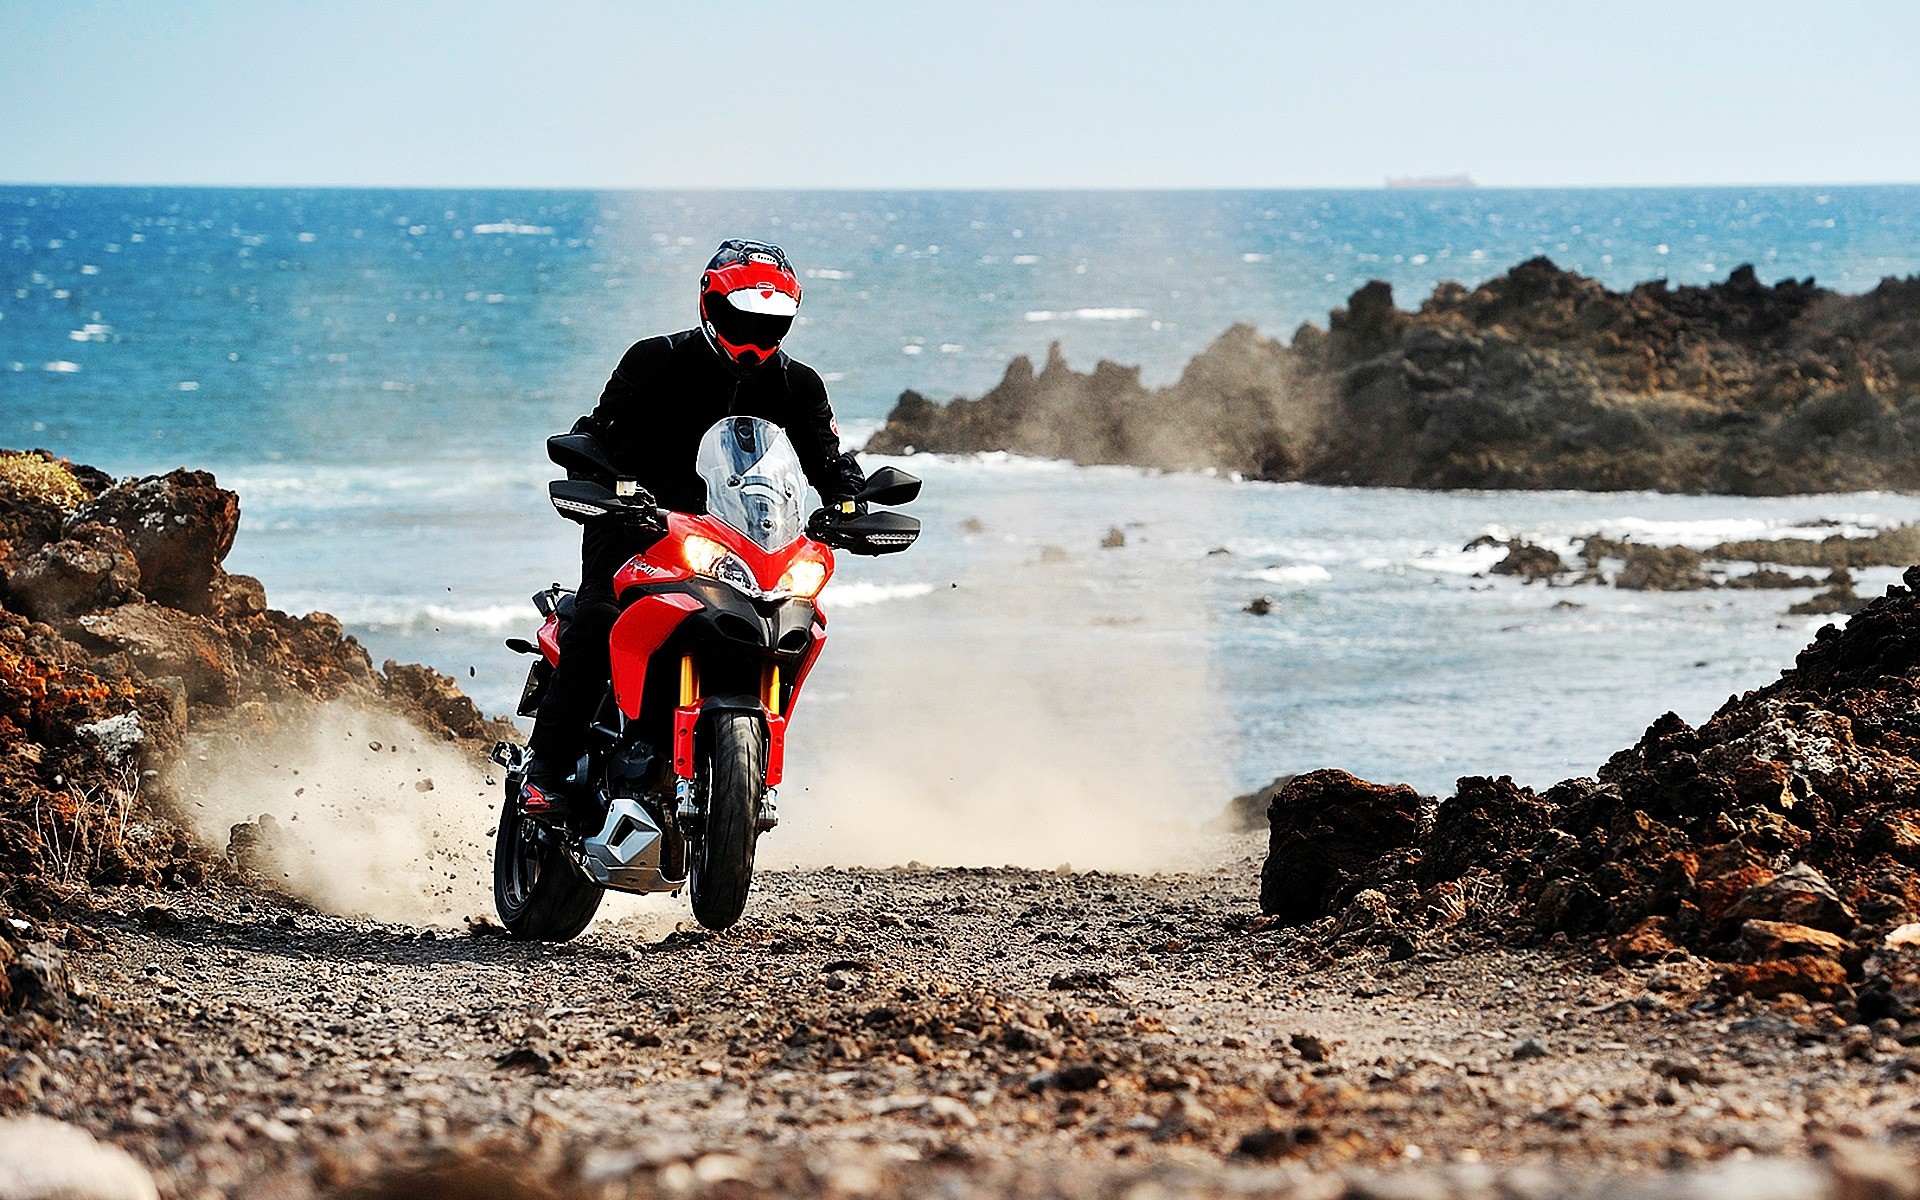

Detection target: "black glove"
[612, 483, 664, 533]
[807, 498, 867, 538]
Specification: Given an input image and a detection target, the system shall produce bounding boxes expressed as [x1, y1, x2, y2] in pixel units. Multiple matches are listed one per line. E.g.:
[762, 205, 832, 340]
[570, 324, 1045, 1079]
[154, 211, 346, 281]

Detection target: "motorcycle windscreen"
[694, 416, 807, 552]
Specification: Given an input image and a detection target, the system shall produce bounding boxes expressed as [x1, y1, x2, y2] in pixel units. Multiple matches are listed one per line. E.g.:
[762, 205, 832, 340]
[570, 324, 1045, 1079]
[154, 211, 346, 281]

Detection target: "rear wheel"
[493, 782, 602, 942]
[689, 713, 765, 930]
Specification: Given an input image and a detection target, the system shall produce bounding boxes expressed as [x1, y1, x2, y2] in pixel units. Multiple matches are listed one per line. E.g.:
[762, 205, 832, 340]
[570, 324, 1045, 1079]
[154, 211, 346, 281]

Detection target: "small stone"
[1511, 1038, 1550, 1060]
[1233, 1123, 1320, 1161]
[1290, 1033, 1329, 1063]
[495, 1046, 554, 1074]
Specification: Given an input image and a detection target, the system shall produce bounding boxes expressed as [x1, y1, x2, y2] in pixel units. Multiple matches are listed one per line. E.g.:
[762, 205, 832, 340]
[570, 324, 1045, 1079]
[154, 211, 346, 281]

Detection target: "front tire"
[494, 786, 603, 942]
[689, 712, 765, 930]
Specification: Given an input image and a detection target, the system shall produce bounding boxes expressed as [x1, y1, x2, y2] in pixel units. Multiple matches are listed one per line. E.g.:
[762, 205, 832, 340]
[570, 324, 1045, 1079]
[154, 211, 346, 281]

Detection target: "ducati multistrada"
[489, 417, 921, 939]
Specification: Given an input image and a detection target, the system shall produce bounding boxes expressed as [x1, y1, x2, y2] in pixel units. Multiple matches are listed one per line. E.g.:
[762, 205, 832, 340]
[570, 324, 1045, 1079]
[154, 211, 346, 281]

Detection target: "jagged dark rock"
[871, 259, 1920, 494]
[1258, 565, 1920, 1009]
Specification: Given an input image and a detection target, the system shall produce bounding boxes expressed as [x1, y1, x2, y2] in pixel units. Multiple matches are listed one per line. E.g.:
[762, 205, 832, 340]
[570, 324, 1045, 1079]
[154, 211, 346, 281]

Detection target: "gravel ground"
[11, 840, 1920, 1198]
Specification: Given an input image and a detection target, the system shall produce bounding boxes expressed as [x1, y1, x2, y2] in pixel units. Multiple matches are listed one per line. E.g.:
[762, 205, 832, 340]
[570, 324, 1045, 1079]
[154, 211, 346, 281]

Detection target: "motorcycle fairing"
[608, 592, 704, 719]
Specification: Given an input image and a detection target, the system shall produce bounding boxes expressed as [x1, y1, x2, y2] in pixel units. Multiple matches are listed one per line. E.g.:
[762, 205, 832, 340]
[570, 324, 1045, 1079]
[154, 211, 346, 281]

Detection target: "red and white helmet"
[699, 239, 801, 373]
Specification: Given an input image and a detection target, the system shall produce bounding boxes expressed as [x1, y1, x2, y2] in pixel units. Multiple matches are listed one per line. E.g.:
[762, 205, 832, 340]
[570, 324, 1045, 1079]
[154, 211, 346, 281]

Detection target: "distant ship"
[1385, 174, 1477, 190]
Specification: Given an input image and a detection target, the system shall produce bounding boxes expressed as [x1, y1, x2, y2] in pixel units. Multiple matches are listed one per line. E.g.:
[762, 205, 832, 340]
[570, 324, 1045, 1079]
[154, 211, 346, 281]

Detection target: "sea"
[8, 185, 1920, 843]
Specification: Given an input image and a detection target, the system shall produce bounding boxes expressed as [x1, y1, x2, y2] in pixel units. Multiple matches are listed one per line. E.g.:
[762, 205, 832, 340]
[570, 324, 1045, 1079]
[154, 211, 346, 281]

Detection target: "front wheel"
[689, 712, 765, 930]
[494, 787, 603, 942]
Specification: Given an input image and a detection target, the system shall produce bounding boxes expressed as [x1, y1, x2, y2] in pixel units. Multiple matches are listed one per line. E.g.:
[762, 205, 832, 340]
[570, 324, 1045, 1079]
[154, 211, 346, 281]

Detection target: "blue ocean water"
[7, 186, 1920, 840]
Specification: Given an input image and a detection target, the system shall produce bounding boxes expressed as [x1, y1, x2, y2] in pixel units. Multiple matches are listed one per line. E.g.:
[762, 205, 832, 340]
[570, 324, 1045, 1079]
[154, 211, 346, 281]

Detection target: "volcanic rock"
[77, 602, 237, 705]
[1721, 956, 1851, 1001]
[1260, 770, 1425, 924]
[69, 469, 238, 614]
[1722, 864, 1857, 935]
[0, 453, 515, 921]
[5, 524, 141, 622]
[872, 259, 1920, 495]
[1740, 920, 1850, 960]
[1257, 565, 1920, 1010]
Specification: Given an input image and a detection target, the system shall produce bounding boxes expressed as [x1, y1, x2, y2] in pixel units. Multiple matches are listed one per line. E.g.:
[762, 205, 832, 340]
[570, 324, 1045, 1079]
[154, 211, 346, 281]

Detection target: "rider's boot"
[518, 755, 575, 820]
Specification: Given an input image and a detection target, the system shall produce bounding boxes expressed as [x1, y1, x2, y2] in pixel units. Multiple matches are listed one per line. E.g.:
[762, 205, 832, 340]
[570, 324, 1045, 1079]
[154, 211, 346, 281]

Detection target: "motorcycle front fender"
[672, 697, 786, 788]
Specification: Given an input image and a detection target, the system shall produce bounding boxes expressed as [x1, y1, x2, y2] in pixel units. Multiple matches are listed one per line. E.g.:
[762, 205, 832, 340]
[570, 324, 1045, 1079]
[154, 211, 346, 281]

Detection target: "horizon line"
[5, 180, 1920, 194]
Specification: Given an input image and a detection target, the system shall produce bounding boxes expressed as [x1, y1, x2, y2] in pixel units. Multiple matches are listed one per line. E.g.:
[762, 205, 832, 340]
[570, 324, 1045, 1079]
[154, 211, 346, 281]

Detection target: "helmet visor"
[707, 289, 796, 352]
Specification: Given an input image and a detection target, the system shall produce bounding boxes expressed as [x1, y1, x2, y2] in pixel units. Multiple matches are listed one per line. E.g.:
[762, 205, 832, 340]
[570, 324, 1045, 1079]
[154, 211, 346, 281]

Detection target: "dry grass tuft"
[0, 451, 89, 509]
[33, 763, 142, 889]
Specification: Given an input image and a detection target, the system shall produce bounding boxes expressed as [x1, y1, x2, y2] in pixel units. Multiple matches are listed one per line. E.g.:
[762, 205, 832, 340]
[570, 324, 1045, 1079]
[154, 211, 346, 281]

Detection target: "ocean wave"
[823, 581, 936, 608]
[283, 599, 529, 632]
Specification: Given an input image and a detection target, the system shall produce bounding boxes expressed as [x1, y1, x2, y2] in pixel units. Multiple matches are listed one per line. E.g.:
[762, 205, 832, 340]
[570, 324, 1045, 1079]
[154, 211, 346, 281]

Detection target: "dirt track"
[18, 837, 1920, 1198]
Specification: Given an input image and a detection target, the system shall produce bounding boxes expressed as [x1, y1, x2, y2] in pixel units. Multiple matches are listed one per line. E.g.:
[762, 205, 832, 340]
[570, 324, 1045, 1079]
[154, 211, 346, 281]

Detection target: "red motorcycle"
[490, 416, 920, 938]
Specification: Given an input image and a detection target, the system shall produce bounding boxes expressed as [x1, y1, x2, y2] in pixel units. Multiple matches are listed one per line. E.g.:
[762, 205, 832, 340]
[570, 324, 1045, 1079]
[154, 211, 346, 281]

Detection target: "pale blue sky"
[3, 0, 1916, 188]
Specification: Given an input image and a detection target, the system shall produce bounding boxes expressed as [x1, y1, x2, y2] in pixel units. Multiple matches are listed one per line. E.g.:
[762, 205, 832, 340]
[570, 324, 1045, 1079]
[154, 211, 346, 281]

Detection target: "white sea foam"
[1247, 565, 1332, 586]
[42, 361, 79, 373]
[1586, 515, 1893, 547]
[1023, 307, 1149, 322]
[823, 581, 936, 608]
[276, 597, 527, 632]
[806, 268, 851, 280]
[471, 222, 553, 236]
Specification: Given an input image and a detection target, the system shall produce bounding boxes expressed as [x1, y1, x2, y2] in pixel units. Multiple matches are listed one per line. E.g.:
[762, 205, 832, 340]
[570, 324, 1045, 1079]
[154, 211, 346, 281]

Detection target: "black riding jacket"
[571, 329, 864, 513]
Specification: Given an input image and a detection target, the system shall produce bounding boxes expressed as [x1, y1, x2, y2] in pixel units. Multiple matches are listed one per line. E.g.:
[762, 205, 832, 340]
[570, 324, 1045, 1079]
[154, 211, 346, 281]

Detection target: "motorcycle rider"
[520, 239, 865, 816]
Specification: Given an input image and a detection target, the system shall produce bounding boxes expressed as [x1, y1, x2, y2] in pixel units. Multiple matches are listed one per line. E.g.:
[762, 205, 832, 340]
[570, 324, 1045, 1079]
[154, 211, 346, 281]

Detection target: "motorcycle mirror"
[856, 466, 922, 507]
[833, 510, 920, 555]
[547, 433, 619, 482]
[549, 479, 620, 524]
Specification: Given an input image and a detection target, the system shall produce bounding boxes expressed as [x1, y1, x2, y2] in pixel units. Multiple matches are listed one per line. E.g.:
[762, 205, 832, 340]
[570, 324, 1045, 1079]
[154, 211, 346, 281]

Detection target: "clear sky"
[3, 0, 1917, 189]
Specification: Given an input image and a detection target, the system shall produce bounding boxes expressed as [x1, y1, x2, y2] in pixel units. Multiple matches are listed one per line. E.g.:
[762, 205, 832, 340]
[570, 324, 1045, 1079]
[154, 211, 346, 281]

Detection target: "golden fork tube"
[679, 656, 698, 707]
[762, 663, 782, 716]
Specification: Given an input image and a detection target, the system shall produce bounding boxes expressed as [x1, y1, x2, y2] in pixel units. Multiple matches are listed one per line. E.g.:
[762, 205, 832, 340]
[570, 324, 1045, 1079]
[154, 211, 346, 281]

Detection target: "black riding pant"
[525, 525, 651, 773]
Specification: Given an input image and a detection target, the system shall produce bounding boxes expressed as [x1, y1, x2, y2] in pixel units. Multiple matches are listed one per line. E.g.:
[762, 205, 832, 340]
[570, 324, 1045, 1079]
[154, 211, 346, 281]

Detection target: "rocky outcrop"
[0, 450, 514, 918]
[870, 259, 1920, 494]
[1257, 567, 1920, 1012]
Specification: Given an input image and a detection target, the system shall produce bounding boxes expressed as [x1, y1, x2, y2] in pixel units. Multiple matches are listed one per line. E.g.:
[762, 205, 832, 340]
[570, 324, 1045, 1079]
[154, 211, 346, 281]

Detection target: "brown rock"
[76, 603, 237, 705]
[1606, 916, 1679, 964]
[1723, 863, 1857, 934]
[1740, 920, 1851, 960]
[4, 523, 142, 623]
[70, 469, 239, 614]
[1721, 955, 1851, 1001]
[380, 660, 515, 744]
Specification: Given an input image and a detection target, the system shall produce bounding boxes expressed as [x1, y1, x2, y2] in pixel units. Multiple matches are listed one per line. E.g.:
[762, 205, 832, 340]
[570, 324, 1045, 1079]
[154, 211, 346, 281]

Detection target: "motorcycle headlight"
[683, 535, 760, 596]
[779, 558, 828, 600]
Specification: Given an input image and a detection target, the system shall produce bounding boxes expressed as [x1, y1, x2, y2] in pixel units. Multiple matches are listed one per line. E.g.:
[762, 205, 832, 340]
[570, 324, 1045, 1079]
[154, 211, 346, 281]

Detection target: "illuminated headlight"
[779, 558, 828, 600]
[684, 535, 764, 597]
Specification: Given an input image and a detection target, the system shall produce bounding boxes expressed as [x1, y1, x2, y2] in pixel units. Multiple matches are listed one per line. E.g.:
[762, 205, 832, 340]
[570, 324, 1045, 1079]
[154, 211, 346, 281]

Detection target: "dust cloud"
[170, 703, 499, 924]
[770, 540, 1234, 873]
